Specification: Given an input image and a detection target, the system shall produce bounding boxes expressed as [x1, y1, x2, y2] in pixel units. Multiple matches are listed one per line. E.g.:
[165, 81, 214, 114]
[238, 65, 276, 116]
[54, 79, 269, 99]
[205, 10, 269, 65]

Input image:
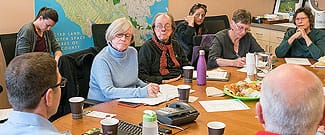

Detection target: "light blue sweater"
[87, 44, 148, 101]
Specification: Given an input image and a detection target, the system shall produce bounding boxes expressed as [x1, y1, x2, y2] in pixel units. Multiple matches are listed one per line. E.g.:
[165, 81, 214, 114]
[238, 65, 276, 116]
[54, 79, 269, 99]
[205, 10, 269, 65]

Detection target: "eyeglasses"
[295, 17, 308, 21]
[115, 33, 132, 39]
[51, 77, 67, 88]
[41, 77, 67, 97]
[234, 23, 250, 32]
[155, 23, 172, 30]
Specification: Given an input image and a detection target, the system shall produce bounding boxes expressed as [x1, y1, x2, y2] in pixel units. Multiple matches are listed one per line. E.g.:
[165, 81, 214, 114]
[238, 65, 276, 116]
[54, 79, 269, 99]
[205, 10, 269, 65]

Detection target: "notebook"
[193, 70, 230, 82]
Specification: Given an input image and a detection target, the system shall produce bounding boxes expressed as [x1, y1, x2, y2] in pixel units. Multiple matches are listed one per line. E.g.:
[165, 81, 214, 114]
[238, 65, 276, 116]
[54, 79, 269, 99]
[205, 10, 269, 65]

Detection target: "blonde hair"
[105, 17, 134, 43]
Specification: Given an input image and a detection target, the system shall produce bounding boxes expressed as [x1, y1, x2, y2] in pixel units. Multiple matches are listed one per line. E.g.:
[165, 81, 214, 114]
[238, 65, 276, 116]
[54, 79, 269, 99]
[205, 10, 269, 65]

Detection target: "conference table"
[53, 58, 325, 135]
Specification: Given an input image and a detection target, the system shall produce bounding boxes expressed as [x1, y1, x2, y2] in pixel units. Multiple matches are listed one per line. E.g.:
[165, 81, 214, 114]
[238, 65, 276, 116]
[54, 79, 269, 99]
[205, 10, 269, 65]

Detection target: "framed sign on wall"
[273, 0, 304, 15]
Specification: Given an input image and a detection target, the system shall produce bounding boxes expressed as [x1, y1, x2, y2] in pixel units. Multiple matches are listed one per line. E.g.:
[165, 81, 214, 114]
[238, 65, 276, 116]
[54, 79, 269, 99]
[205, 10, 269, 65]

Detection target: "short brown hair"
[293, 7, 314, 29]
[6, 52, 57, 111]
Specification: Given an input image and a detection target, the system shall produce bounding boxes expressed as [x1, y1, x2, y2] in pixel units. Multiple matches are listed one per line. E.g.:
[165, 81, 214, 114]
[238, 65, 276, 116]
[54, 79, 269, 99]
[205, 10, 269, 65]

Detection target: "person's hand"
[297, 28, 313, 46]
[54, 51, 63, 63]
[147, 83, 160, 97]
[296, 28, 306, 38]
[162, 75, 181, 84]
[185, 15, 195, 27]
[317, 125, 325, 135]
[232, 57, 246, 67]
[297, 28, 307, 38]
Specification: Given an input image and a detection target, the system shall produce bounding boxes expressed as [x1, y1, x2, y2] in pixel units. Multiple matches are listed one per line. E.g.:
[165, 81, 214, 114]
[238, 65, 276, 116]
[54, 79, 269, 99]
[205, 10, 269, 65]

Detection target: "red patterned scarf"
[152, 37, 180, 75]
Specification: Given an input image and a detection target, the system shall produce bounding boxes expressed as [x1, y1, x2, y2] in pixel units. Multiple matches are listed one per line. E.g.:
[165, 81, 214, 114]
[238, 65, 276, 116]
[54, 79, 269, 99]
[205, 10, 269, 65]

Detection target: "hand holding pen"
[147, 83, 160, 97]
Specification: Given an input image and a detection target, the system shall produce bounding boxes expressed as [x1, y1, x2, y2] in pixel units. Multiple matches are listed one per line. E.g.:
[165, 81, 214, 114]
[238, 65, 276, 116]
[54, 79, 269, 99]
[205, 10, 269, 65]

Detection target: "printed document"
[285, 58, 311, 65]
[199, 99, 249, 112]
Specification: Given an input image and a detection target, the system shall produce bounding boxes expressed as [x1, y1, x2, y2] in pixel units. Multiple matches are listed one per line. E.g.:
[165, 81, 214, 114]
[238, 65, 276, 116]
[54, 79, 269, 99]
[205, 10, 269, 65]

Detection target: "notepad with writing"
[193, 70, 230, 81]
[118, 84, 179, 105]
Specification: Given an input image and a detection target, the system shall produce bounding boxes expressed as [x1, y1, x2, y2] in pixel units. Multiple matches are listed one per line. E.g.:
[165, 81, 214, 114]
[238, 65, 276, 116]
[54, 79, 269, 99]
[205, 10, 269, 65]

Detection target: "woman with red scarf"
[138, 13, 190, 84]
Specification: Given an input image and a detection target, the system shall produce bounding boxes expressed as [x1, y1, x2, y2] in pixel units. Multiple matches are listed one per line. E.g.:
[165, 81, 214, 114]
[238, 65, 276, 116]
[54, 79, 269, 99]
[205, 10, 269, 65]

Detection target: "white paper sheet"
[118, 84, 179, 105]
[199, 99, 249, 112]
[188, 96, 199, 102]
[206, 87, 225, 97]
[237, 67, 247, 73]
[84, 110, 116, 118]
[285, 58, 311, 65]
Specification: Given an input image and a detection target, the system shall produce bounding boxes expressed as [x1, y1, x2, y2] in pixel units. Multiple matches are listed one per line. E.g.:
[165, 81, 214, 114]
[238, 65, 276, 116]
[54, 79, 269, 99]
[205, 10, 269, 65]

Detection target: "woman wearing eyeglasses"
[207, 9, 264, 69]
[174, 3, 208, 61]
[138, 13, 190, 84]
[275, 7, 325, 60]
[87, 17, 160, 102]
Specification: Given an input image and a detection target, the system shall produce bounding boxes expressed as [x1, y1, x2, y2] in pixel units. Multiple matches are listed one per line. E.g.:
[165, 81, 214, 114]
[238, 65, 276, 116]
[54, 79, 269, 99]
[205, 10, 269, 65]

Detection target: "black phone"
[118, 101, 140, 108]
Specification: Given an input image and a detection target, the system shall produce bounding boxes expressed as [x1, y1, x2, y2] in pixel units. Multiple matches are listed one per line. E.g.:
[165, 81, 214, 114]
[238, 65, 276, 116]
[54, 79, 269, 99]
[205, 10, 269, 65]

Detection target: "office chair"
[191, 34, 216, 68]
[204, 15, 230, 34]
[91, 24, 111, 50]
[0, 33, 17, 66]
[175, 20, 184, 26]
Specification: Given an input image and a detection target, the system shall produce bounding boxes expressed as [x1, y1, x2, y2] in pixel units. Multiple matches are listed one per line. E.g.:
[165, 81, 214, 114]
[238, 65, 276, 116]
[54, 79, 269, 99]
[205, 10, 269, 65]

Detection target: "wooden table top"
[53, 58, 325, 135]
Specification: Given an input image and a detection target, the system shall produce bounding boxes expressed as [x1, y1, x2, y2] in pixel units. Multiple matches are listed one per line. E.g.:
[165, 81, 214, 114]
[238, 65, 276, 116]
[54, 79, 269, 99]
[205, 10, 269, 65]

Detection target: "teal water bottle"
[142, 110, 158, 135]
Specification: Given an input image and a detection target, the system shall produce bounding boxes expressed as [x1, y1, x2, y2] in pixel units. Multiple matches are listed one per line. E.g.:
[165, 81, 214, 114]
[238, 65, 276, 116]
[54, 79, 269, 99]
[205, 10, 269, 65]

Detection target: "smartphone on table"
[118, 101, 140, 108]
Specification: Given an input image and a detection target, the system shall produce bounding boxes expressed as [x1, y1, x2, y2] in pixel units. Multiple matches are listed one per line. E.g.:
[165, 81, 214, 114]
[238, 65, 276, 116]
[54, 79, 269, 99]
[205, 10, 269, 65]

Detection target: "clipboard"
[193, 70, 231, 82]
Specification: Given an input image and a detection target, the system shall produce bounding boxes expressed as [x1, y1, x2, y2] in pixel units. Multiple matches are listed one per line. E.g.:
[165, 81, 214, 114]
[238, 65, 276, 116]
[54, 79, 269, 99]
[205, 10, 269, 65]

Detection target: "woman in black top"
[174, 3, 208, 61]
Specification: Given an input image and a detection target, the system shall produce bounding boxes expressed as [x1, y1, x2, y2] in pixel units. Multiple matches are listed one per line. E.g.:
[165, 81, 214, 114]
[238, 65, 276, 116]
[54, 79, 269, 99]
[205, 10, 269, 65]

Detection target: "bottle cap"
[199, 50, 205, 55]
[143, 110, 157, 122]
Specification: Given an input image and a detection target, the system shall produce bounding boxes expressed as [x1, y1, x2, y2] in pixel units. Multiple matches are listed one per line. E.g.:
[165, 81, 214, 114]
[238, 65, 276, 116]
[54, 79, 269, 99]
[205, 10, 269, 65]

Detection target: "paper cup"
[207, 121, 226, 135]
[101, 118, 119, 135]
[69, 97, 84, 119]
[183, 66, 194, 83]
[177, 85, 191, 103]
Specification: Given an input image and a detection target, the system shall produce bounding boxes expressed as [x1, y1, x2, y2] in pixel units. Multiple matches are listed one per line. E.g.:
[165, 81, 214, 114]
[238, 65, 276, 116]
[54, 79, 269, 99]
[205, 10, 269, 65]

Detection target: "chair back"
[204, 15, 230, 34]
[191, 34, 216, 68]
[0, 33, 17, 66]
[0, 41, 11, 109]
[91, 24, 111, 50]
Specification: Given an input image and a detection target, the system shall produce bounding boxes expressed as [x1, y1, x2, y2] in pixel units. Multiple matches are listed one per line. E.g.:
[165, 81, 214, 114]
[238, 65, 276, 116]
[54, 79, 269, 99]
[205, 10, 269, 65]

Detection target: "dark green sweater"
[275, 28, 325, 60]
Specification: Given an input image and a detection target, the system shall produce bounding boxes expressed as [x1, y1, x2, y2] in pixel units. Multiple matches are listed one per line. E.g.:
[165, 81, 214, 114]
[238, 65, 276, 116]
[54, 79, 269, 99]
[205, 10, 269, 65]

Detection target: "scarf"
[152, 37, 180, 75]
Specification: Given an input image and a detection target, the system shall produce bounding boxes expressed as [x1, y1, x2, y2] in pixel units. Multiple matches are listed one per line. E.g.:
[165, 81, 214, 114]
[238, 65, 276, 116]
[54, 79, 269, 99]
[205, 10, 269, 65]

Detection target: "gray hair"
[5, 52, 57, 111]
[232, 9, 251, 24]
[260, 64, 323, 134]
[105, 17, 134, 43]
